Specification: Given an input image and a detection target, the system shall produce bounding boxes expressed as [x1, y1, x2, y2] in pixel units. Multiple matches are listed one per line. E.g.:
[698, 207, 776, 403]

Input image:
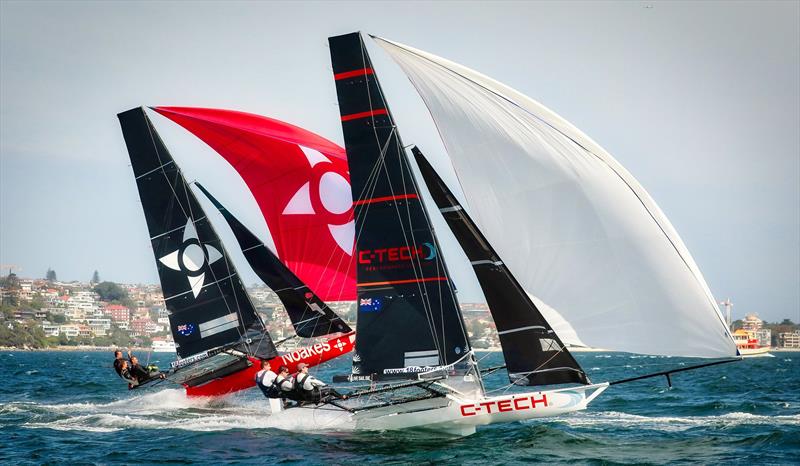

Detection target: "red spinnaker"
[154, 107, 356, 301]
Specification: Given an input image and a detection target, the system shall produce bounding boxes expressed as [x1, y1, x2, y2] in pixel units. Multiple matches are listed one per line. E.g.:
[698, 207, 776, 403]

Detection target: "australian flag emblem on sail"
[359, 297, 382, 312]
[177, 323, 196, 336]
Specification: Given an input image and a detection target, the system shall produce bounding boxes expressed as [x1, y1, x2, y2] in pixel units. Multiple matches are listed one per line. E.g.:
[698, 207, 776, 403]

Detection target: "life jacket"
[294, 373, 320, 402]
[120, 368, 138, 390]
[256, 370, 281, 398]
[295, 373, 311, 392]
[275, 376, 293, 392]
[113, 359, 124, 377]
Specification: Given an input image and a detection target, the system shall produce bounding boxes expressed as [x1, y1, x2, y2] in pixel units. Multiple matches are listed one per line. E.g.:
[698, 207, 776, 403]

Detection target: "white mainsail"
[374, 36, 736, 358]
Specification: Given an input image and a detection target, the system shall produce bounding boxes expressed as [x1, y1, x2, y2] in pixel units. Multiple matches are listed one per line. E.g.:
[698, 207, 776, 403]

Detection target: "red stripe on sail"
[358, 276, 448, 287]
[341, 109, 387, 121]
[334, 68, 374, 80]
[353, 194, 419, 205]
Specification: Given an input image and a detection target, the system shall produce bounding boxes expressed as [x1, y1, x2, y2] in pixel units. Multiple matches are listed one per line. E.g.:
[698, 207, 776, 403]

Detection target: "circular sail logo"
[282, 147, 354, 255]
[158, 219, 223, 298]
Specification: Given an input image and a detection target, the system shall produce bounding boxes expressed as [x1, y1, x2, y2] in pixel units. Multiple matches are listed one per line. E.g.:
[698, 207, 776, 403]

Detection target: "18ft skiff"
[267, 32, 739, 436]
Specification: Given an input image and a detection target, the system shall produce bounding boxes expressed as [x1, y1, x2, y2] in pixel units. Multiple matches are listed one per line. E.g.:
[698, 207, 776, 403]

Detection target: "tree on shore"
[46, 268, 57, 282]
[47, 311, 67, 324]
[91, 270, 100, 284]
[108, 324, 133, 347]
[93, 281, 132, 306]
[0, 273, 20, 306]
[0, 321, 49, 348]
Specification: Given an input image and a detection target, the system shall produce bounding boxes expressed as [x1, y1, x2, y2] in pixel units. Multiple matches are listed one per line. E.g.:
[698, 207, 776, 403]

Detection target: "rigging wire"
[357, 35, 446, 362]
[143, 111, 258, 360]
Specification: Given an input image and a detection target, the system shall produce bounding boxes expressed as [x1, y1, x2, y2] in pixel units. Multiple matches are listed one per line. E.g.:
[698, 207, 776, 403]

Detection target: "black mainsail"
[194, 182, 352, 338]
[118, 107, 277, 361]
[329, 32, 471, 379]
[413, 147, 589, 386]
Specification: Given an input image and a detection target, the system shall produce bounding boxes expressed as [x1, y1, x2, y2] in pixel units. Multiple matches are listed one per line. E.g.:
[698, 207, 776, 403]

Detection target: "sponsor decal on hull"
[459, 394, 549, 417]
[279, 342, 332, 364]
[184, 332, 355, 397]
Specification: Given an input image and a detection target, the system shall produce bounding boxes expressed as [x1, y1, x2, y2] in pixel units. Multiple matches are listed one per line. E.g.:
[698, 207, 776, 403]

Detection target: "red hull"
[184, 332, 355, 397]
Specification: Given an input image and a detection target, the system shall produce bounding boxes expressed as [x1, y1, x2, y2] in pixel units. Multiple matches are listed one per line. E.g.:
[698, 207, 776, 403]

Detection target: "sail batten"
[329, 32, 472, 379]
[375, 37, 737, 358]
[414, 147, 588, 386]
[194, 183, 352, 338]
[118, 107, 278, 361]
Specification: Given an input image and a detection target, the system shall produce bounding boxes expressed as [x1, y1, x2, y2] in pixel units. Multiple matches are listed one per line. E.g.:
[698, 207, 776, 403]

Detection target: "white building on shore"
[41, 321, 60, 337]
[742, 314, 763, 332]
[779, 331, 800, 349]
[59, 325, 80, 338]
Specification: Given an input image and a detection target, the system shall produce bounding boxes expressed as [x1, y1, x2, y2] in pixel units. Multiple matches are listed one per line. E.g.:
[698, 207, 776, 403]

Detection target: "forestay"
[195, 183, 352, 337]
[374, 37, 736, 358]
[413, 147, 588, 387]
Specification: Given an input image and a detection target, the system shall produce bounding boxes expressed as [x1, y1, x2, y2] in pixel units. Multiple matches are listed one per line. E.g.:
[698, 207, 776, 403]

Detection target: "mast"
[719, 298, 733, 331]
[328, 32, 471, 380]
[413, 147, 588, 386]
[195, 182, 352, 337]
[117, 107, 278, 361]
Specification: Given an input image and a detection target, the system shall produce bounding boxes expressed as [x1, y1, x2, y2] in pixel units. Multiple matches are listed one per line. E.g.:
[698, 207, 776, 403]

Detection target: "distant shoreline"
[0, 346, 151, 352]
[4, 346, 799, 354]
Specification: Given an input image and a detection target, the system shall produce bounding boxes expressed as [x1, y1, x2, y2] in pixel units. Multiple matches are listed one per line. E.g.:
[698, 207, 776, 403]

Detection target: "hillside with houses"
[0, 271, 502, 351]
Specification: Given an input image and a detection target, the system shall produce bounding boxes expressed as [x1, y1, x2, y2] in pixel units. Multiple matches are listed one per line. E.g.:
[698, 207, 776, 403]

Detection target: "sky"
[1, 1, 798, 322]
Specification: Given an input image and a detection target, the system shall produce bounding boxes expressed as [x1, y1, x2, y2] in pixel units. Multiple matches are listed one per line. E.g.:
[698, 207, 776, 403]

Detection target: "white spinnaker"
[374, 37, 736, 358]
[528, 294, 587, 348]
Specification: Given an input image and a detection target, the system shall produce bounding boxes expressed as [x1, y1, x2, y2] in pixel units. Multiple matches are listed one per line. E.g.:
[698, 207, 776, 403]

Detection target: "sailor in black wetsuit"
[113, 350, 125, 377]
[113, 350, 139, 389]
[293, 363, 346, 403]
[128, 355, 151, 381]
[129, 354, 165, 384]
[118, 360, 139, 389]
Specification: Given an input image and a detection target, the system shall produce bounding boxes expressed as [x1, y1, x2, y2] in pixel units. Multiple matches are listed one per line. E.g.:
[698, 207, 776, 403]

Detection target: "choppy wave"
[2, 350, 799, 464]
[9, 387, 798, 436]
[548, 410, 800, 432]
[12, 388, 354, 434]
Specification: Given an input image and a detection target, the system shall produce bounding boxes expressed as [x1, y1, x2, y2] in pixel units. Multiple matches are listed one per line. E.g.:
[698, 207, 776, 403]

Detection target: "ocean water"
[0, 350, 798, 465]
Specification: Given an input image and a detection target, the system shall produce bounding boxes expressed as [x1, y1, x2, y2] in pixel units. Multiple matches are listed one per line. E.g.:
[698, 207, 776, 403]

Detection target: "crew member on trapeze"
[274, 366, 295, 395]
[112, 349, 164, 389]
[253, 363, 301, 407]
[255, 360, 279, 398]
[293, 363, 347, 403]
[113, 350, 126, 377]
[117, 359, 139, 389]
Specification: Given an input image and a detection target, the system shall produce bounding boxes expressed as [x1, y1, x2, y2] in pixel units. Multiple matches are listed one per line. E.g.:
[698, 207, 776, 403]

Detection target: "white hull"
[273, 382, 608, 436]
[151, 342, 177, 353]
[738, 347, 773, 358]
